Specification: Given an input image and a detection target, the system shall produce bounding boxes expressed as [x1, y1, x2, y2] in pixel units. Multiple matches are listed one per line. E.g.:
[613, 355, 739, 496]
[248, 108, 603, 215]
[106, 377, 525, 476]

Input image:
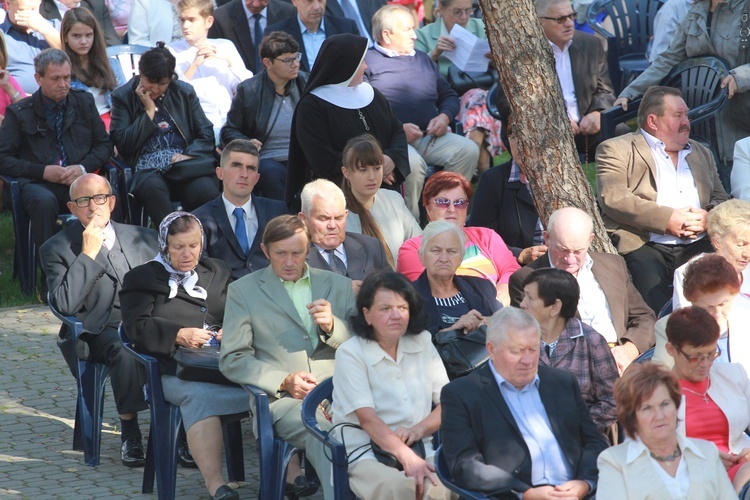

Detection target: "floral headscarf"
[153, 211, 207, 299]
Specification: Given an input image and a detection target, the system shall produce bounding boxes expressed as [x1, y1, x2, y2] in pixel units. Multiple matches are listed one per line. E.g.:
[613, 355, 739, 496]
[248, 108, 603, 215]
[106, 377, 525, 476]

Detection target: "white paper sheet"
[442, 24, 491, 73]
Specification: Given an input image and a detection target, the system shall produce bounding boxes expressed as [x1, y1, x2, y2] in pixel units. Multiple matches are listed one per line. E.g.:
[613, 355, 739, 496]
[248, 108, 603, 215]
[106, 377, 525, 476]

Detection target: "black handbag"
[370, 439, 426, 471]
[447, 66, 496, 96]
[432, 325, 489, 379]
[173, 346, 237, 386]
[162, 155, 217, 181]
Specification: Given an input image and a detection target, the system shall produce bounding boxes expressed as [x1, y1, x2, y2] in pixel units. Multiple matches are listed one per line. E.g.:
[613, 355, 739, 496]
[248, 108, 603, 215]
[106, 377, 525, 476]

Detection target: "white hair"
[418, 220, 467, 260]
[300, 179, 346, 216]
[486, 307, 541, 346]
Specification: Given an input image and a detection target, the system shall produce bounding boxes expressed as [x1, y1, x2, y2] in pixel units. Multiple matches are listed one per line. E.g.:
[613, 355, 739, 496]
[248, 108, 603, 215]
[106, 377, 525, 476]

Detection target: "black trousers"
[623, 238, 713, 315]
[133, 172, 219, 226]
[257, 158, 286, 201]
[20, 181, 70, 251]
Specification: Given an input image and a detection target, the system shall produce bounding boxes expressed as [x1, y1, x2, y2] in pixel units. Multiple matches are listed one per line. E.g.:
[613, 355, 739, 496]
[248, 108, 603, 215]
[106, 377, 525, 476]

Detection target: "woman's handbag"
[162, 155, 217, 181]
[447, 66, 496, 96]
[173, 346, 237, 386]
[432, 325, 490, 379]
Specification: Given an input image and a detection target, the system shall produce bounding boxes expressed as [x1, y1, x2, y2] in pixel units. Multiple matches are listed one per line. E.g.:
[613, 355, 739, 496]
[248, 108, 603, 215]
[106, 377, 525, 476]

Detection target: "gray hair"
[371, 4, 412, 44]
[708, 199, 750, 241]
[486, 307, 541, 346]
[34, 48, 71, 76]
[547, 207, 593, 238]
[534, 0, 571, 15]
[418, 220, 467, 260]
[300, 178, 346, 216]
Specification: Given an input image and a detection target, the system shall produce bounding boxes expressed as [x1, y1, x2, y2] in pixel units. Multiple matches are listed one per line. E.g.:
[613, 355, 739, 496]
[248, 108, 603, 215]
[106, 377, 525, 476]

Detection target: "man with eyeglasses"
[39, 173, 157, 468]
[365, 4, 479, 219]
[169, 0, 253, 145]
[535, 0, 618, 160]
[0, 48, 111, 282]
[222, 31, 307, 200]
[265, 0, 358, 72]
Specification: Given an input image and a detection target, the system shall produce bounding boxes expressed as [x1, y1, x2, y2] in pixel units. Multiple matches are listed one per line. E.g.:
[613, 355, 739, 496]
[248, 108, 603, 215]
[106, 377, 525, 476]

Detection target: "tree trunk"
[478, 0, 616, 254]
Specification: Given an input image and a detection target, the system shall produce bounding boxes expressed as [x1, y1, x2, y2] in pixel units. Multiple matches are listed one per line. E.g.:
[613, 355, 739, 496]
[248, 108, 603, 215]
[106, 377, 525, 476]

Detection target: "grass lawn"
[0, 211, 41, 308]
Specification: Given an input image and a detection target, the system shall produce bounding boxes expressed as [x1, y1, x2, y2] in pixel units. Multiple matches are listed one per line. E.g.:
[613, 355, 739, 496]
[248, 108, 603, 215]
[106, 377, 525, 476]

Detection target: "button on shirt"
[549, 39, 579, 123]
[641, 129, 703, 245]
[280, 264, 315, 348]
[298, 15, 326, 68]
[222, 194, 258, 248]
[488, 361, 572, 487]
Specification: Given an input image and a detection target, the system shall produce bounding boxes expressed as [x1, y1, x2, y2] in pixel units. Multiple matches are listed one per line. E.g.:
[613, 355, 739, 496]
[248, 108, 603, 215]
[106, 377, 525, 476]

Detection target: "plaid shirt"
[539, 318, 619, 433]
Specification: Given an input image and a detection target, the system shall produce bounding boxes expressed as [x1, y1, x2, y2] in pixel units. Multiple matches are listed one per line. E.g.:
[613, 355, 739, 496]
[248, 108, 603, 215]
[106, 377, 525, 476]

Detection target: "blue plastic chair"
[119, 325, 245, 499]
[434, 445, 491, 500]
[586, 0, 666, 93]
[634, 346, 655, 363]
[300, 377, 356, 500]
[106, 44, 150, 83]
[48, 295, 110, 466]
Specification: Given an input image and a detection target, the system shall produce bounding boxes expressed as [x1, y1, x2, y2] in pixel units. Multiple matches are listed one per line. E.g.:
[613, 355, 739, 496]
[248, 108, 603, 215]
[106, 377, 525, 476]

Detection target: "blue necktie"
[233, 207, 249, 255]
[54, 104, 68, 166]
[253, 13, 263, 73]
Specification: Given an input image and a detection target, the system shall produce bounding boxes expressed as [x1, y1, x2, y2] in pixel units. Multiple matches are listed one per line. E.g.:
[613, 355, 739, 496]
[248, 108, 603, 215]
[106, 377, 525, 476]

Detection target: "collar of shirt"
[488, 357, 540, 393]
[626, 434, 705, 465]
[297, 14, 326, 35]
[243, 3, 267, 21]
[549, 251, 593, 274]
[360, 333, 423, 365]
[640, 128, 692, 157]
[221, 193, 254, 230]
[279, 262, 311, 285]
[42, 93, 66, 112]
[547, 38, 573, 55]
[374, 43, 415, 58]
[313, 242, 346, 262]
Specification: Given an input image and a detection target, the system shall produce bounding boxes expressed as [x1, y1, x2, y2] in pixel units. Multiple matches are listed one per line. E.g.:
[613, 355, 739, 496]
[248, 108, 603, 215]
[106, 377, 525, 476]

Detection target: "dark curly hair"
[138, 42, 177, 83]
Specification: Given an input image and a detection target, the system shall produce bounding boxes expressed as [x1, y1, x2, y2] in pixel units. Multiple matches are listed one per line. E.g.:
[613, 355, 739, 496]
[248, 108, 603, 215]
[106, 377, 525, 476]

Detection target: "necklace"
[650, 446, 682, 462]
[681, 376, 711, 403]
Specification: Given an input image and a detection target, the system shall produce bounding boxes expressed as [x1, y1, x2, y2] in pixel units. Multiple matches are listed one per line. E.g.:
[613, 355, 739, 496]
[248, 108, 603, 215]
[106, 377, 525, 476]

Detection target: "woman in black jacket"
[110, 44, 218, 225]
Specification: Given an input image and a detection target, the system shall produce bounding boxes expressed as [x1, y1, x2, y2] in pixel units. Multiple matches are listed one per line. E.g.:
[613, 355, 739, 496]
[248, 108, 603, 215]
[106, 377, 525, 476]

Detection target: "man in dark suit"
[265, 0, 358, 72]
[39, 174, 155, 467]
[41, 0, 120, 46]
[193, 139, 287, 280]
[535, 0, 617, 159]
[441, 307, 608, 498]
[208, 0, 295, 72]
[323, 0, 384, 44]
[509, 207, 655, 373]
[298, 179, 389, 293]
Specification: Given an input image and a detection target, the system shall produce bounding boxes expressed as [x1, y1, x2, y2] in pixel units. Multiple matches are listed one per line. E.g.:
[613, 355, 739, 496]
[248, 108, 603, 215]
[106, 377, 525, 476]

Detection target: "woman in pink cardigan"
[397, 171, 519, 305]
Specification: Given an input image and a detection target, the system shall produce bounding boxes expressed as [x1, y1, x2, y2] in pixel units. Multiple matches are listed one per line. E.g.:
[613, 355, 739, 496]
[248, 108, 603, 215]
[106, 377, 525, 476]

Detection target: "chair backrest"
[587, 0, 666, 55]
[107, 44, 150, 83]
[434, 446, 491, 499]
[634, 346, 655, 363]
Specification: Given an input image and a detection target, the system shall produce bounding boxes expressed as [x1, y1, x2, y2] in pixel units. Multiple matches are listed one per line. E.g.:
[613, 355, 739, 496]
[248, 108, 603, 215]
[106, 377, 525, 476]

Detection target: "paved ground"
[0, 304, 321, 499]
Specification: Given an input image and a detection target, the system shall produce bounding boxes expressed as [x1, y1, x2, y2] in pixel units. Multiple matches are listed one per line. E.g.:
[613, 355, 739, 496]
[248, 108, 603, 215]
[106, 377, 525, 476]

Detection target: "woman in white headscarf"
[286, 33, 409, 209]
[120, 211, 249, 500]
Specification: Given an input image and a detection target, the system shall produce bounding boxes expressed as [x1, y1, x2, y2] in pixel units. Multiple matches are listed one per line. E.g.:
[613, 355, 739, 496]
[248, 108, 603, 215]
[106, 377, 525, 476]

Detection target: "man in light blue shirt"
[440, 307, 608, 498]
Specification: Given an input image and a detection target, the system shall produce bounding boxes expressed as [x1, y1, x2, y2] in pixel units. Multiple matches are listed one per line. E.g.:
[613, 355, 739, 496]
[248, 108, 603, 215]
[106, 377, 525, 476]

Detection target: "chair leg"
[148, 402, 181, 500]
[142, 432, 156, 494]
[72, 404, 83, 451]
[76, 360, 110, 466]
[272, 440, 298, 500]
[223, 420, 245, 483]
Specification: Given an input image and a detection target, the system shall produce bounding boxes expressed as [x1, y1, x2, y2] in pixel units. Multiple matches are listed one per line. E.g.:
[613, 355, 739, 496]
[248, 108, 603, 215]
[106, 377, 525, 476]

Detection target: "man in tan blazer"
[509, 207, 655, 373]
[220, 215, 356, 499]
[596, 86, 728, 314]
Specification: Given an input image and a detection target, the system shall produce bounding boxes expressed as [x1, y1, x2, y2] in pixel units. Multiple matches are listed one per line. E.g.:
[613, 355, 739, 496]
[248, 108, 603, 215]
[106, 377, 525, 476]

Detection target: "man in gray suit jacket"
[298, 179, 389, 294]
[39, 174, 156, 467]
[509, 208, 655, 373]
[220, 214, 356, 499]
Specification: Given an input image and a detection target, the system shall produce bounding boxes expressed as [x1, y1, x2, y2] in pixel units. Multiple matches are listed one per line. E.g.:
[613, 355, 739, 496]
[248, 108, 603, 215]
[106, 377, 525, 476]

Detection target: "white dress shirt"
[222, 194, 258, 246]
[549, 39, 580, 123]
[569, 254, 618, 343]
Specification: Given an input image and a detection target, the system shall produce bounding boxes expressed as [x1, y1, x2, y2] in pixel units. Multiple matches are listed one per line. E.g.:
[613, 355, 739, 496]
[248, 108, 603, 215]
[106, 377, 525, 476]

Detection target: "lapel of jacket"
[72, 222, 120, 281]
[632, 131, 658, 185]
[685, 142, 711, 206]
[342, 234, 364, 278]
[287, 19, 310, 72]
[306, 244, 331, 271]
[537, 370, 565, 442]
[111, 223, 145, 277]
[230, 0, 254, 67]
[587, 253, 625, 333]
[213, 198, 246, 258]
[568, 35, 585, 117]
[248, 196, 267, 257]
[310, 267, 332, 303]
[258, 265, 308, 330]
[479, 364, 524, 438]
[325, 0, 344, 19]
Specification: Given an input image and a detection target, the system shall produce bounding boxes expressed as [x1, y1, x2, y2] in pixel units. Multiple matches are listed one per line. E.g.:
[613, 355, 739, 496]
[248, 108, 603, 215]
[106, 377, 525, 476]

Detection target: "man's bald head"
[544, 207, 595, 276]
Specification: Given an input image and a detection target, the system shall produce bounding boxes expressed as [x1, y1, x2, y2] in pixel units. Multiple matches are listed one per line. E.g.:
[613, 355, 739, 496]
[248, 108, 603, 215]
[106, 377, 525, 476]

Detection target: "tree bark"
[478, 0, 617, 253]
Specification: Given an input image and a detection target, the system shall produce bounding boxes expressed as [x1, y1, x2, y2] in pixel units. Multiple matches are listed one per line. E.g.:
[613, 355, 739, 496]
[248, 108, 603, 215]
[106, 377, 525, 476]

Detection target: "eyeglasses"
[447, 7, 474, 17]
[72, 193, 111, 207]
[676, 345, 722, 364]
[539, 12, 577, 24]
[432, 197, 469, 210]
[274, 53, 302, 66]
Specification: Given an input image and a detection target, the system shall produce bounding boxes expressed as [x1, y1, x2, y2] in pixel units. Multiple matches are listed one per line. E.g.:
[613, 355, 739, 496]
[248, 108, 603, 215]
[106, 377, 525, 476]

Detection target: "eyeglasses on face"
[274, 53, 302, 66]
[539, 12, 577, 24]
[432, 197, 469, 210]
[448, 7, 474, 17]
[676, 345, 721, 364]
[73, 193, 111, 207]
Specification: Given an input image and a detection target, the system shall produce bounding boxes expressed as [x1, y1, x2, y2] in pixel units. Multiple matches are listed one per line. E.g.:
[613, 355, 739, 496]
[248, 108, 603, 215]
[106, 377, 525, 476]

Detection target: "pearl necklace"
[650, 446, 682, 462]
[681, 376, 711, 404]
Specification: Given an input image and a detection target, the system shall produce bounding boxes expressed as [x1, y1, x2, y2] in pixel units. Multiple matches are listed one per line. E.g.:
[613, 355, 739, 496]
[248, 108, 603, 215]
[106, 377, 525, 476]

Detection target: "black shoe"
[120, 438, 145, 467]
[285, 475, 318, 498]
[178, 438, 198, 468]
[209, 485, 239, 500]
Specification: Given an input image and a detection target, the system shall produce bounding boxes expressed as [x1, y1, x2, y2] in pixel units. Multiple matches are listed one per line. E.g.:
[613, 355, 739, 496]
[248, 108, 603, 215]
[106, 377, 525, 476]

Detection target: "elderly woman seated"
[519, 267, 618, 438]
[666, 306, 750, 492]
[597, 363, 736, 499]
[654, 254, 750, 372]
[332, 271, 453, 499]
[398, 171, 519, 305]
[120, 212, 249, 500]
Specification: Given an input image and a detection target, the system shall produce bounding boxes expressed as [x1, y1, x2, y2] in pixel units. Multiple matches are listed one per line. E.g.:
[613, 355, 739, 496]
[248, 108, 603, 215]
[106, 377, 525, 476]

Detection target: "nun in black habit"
[285, 33, 409, 207]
